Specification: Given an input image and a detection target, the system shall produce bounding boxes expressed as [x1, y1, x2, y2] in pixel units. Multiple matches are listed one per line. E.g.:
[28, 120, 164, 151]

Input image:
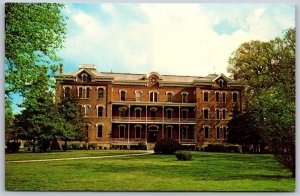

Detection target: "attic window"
[82, 73, 88, 83]
[218, 79, 224, 88]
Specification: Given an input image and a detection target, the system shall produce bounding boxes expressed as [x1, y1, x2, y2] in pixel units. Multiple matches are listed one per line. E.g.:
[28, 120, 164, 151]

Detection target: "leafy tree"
[14, 67, 57, 152]
[5, 96, 16, 143]
[5, 3, 67, 96]
[227, 28, 295, 177]
[56, 91, 86, 151]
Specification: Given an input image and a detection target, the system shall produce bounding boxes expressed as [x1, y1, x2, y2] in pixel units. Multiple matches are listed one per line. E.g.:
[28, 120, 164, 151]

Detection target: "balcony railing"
[110, 138, 196, 144]
[111, 116, 196, 123]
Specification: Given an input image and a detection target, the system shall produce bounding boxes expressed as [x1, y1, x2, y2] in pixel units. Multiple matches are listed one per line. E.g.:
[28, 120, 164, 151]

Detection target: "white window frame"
[135, 90, 142, 102]
[118, 125, 126, 138]
[84, 104, 91, 117]
[96, 105, 105, 117]
[119, 89, 127, 101]
[181, 92, 188, 103]
[135, 125, 142, 139]
[203, 91, 209, 102]
[97, 87, 105, 99]
[149, 91, 159, 102]
[166, 91, 174, 102]
[216, 126, 222, 139]
[203, 108, 210, 120]
[181, 126, 188, 139]
[82, 73, 88, 83]
[232, 91, 239, 103]
[96, 124, 104, 138]
[166, 125, 173, 139]
[215, 108, 220, 120]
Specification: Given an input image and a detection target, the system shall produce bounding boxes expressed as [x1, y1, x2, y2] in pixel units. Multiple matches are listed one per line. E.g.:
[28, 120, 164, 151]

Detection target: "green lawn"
[5, 150, 295, 191]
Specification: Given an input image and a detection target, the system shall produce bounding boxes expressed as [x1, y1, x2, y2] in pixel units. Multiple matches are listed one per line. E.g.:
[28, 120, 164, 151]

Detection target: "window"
[222, 109, 226, 119]
[166, 126, 172, 138]
[223, 126, 228, 139]
[86, 87, 91, 99]
[119, 125, 126, 138]
[78, 87, 83, 98]
[222, 92, 226, 103]
[218, 79, 223, 88]
[82, 74, 87, 83]
[167, 92, 173, 102]
[97, 106, 104, 117]
[150, 108, 157, 120]
[181, 109, 188, 120]
[135, 91, 142, 101]
[120, 90, 126, 101]
[135, 126, 141, 138]
[85, 105, 91, 116]
[203, 91, 209, 102]
[97, 125, 103, 138]
[182, 92, 188, 103]
[232, 92, 238, 103]
[203, 109, 209, 119]
[215, 108, 220, 119]
[181, 126, 188, 139]
[64, 87, 71, 97]
[98, 88, 104, 99]
[135, 108, 142, 118]
[204, 126, 210, 139]
[216, 92, 220, 102]
[216, 126, 222, 139]
[150, 92, 158, 102]
[166, 108, 173, 119]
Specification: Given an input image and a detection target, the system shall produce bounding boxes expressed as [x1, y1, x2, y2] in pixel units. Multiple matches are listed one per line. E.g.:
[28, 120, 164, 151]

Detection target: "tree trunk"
[64, 139, 67, 151]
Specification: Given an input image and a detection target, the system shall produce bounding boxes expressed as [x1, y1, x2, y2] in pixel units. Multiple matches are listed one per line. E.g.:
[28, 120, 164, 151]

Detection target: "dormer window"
[82, 73, 88, 83]
[218, 79, 223, 88]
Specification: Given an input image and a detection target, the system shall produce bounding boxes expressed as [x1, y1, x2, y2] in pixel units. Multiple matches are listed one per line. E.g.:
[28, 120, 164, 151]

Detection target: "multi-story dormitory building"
[55, 64, 245, 150]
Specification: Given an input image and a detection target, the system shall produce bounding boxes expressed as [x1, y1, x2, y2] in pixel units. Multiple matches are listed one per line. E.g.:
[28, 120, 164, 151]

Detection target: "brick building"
[55, 64, 245, 149]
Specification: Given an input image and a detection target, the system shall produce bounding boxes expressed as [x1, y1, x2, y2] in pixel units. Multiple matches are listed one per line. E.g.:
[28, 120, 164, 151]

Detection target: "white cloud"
[61, 4, 295, 77]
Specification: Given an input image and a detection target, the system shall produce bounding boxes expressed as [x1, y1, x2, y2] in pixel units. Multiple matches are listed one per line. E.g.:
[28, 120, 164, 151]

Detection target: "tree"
[5, 96, 16, 143]
[14, 67, 58, 152]
[56, 91, 86, 151]
[227, 28, 295, 177]
[5, 3, 67, 96]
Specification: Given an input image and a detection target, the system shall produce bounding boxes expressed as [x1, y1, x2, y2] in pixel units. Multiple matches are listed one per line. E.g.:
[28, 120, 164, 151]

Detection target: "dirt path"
[7, 151, 154, 163]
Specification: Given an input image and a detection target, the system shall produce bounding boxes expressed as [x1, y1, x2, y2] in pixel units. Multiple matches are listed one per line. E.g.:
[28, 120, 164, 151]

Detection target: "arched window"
[181, 109, 188, 120]
[96, 124, 103, 138]
[78, 87, 83, 98]
[135, 107, 142, 118]
[166, 108, 173, 119]
[82, 73, 88, 83]
[166, 92, 173, 102]
[135, 125, 142, 139]
[216, 126, 222, 139]
[232, 92, 238, 103]
[135, 90, 142, 101]
[98, 88, 104, 99]
[97, 105, 105, 117]
[181, 126, 188, 139]
[181, 92, 188, 103]
[118, 125, 126, 138]
[85, 105, 91, 116]
[120, 90, 126, 101]
[203, 126, 210, 139]
[63, 86, 71, 98]
[86, 87, 91, 99]
[218, 79, 223, 88]
[150, 91, 158, 102]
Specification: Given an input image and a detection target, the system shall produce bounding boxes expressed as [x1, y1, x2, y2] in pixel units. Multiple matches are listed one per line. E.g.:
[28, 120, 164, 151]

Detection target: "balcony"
[111, 116, 196, 124]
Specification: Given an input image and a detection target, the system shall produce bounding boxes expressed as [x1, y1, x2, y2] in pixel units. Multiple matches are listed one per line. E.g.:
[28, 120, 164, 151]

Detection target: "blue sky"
[10, 3, 295, 113]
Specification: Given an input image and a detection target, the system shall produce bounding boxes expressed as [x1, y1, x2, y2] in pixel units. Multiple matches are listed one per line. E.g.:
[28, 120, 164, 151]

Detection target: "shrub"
[204, 144, 241, 153]
[6, 141, 21, 153]
[90, 143, 98, 150]
[176, 151, 192, 161]
[154, 138, 181, 154]
[71, 143, 81, 150]
[50, 140, 61, 151]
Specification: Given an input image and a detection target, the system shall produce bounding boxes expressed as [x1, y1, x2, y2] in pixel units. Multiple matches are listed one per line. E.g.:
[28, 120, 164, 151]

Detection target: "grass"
[5, 150, 295, 191]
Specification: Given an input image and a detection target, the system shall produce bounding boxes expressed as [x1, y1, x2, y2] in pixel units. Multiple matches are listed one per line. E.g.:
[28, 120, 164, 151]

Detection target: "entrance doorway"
[148, 126, 158, 142]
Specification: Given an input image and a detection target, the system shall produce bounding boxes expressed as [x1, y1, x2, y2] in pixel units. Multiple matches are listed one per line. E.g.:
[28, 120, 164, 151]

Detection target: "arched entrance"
[148, 125, 158, 142]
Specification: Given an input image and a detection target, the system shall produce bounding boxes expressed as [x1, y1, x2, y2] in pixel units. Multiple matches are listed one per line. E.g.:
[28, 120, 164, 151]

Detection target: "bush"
[176, 151, 192, 161]
[6, 141, 21, 153]
[71, 143, 81, 150]
[154, 138, 181, 154]
[90, 143, 98, 150]
[204, 144, 241, 153]
[50, 140, 61, 151]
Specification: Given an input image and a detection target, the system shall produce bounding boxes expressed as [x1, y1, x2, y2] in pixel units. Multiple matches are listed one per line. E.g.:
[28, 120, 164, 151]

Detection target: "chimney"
[59, 64, 63, 74]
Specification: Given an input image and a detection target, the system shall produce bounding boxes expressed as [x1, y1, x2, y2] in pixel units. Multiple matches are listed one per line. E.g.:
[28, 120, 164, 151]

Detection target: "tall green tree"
[227, 28, 295, 177]
[5, 3, 67, 96]
[56, 91, 87, 151]
[5, 96, 16, 143]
